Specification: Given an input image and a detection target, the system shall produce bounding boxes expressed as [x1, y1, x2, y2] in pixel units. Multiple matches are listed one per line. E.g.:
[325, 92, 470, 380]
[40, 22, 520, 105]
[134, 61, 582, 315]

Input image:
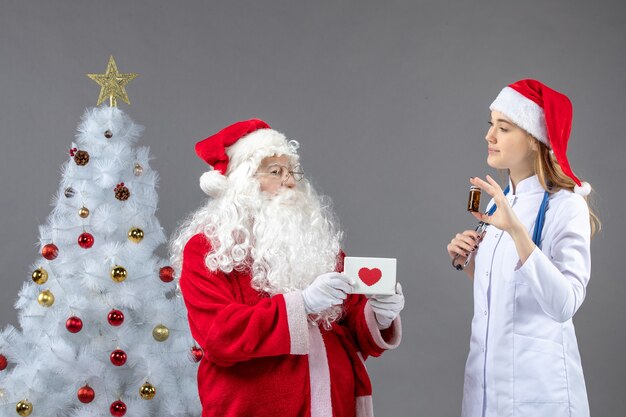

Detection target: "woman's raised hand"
[469, 175, 521, 233]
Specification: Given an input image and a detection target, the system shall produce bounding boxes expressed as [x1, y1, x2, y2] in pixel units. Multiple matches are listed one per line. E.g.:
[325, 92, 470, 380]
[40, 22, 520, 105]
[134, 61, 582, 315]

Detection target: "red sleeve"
[179, 234, 309, 367]
[337, 251, 402, 359]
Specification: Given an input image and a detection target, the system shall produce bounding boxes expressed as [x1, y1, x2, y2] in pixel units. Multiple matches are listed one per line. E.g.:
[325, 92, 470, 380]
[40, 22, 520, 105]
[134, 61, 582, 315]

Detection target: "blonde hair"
[533, 140, 601, 237]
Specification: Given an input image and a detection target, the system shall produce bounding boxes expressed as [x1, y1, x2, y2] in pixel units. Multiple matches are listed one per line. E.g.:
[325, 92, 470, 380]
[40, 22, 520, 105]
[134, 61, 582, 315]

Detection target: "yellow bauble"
[111, 266, 127, 283]
[78, 207, 90, 218]
[16, 399, 33, 416]
[139, 381, 156, 400]
[127, 227, 144, 243]
[37, 290, 55, 307]
[31, 268, 48, 285]
[152, 324, 170, 342]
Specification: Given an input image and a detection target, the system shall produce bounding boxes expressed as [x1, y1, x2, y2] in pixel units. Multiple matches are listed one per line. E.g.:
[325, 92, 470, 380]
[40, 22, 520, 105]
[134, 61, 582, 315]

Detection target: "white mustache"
[263, 188, 302, 206]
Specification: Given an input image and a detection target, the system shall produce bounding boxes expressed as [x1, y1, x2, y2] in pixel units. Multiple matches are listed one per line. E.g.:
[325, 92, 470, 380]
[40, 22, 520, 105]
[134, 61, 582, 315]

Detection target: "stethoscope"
[452, 185, 550, 270]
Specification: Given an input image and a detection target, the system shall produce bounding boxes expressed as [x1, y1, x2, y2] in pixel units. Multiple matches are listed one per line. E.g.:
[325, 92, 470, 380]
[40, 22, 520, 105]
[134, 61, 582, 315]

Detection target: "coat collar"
[508, 175, 544, 196]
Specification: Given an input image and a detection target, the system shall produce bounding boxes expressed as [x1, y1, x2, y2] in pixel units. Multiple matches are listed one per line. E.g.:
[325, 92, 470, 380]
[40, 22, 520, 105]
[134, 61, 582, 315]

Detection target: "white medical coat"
[462, 175, 591, 417]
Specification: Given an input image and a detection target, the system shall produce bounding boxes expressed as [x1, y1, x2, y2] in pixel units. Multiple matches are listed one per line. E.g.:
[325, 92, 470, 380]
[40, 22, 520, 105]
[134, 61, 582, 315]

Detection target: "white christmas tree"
[0, 57, 202, 417]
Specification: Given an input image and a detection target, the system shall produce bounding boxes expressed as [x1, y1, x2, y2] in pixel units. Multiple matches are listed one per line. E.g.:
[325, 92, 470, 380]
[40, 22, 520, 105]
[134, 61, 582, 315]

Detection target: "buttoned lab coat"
[462, 176, 591, 417]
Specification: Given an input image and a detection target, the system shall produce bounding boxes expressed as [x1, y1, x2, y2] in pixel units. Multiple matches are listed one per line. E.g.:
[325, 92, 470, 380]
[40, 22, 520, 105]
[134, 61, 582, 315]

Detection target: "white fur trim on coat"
[364, 302, 402, 350]
[490, 87, 549, 146]
[356, 396, 374, 417]
[308, 324, 332, 417]
[283, 291, 309, 355]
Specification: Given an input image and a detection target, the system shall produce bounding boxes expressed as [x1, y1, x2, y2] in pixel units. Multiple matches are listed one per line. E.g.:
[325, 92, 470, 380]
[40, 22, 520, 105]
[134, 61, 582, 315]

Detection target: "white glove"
[369, 283, 404, 330]
[301, 272, 355, 314]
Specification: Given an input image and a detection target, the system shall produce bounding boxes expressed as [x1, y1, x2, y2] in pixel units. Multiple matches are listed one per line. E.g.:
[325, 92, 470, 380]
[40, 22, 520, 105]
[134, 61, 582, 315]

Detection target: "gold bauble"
[79, 207, 90, 218]
[16, 399, 33, 416]
[37, 290, 55, 307]
[139, 381, 156, 400]
[31, 268, 48, 285]
[127, 227, 144, 243]
[152, 324, 170, 342]
[110, 266, 127, 283]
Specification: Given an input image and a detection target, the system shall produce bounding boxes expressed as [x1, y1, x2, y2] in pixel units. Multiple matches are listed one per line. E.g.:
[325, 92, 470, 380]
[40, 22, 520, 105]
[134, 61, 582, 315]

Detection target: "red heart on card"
[358, 267, 383, 286]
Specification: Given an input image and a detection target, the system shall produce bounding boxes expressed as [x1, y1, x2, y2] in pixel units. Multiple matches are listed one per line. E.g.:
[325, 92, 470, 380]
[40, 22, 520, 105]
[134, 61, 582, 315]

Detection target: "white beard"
[248, 187, 344, 328]
[170, 177, 344, 328]
[249, 188, 341, 295]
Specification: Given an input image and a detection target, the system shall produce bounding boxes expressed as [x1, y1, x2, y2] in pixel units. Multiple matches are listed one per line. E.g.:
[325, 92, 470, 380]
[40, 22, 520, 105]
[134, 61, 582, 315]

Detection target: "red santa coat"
[179, 233, 402, 417]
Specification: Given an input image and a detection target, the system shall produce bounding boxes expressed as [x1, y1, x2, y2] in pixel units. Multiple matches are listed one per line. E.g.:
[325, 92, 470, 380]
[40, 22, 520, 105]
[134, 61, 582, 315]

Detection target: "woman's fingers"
[471, 176, 506, 201]
[447, 242, 468, 258]
[485, 175, 502, 192]
[448, 229, 483, 260]
[449, 238, 475, 257]
[462, 230, 481, 241]
[470, 176, 495, 196]
[456, 233, 478, 250]
[454, 241, 474, 255]
[471, 211, 491, 223]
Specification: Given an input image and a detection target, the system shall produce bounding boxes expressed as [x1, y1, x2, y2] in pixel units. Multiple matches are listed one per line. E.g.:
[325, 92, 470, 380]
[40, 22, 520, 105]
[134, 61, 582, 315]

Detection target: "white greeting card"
[344, 256, 397, 295]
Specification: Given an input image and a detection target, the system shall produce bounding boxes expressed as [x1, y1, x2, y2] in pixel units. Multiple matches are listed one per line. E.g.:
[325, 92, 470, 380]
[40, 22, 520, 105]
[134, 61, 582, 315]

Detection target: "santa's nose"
[282, 173, 296, 188]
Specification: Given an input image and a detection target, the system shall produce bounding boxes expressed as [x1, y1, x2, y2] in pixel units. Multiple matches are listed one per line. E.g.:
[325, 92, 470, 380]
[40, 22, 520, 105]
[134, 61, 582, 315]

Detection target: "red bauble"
[190, 346, 203, 363]
[107, 310, 124, 326]
[66, 316, 83, 333]
[110, 400, 127, 417]
[78, 232, 95, 249]
[159, 266, 174, 283]
[0, 354, 7, 371]
[77, 384, 95, 403]
[42, 243, 59, 260]
[110, 349, 127, 366]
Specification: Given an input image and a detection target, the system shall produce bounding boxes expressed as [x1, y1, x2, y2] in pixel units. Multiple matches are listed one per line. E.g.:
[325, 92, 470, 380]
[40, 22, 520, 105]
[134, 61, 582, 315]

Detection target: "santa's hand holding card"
[368, 283, 405, 329]
[302, 272, 355, 314]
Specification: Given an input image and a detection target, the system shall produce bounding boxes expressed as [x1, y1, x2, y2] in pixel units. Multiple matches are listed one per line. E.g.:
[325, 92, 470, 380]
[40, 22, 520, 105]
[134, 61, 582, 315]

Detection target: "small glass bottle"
[467, 185, 481, 212]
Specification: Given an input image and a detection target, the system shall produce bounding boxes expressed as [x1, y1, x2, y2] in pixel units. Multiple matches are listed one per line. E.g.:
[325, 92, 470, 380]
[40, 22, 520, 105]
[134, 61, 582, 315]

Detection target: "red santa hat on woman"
[490, 79, 591, 196]
[195, 119, 300, 197]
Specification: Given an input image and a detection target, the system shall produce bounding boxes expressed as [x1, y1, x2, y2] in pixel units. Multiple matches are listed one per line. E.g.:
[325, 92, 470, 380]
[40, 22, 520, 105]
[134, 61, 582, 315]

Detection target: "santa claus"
[170, 119, 404, 417]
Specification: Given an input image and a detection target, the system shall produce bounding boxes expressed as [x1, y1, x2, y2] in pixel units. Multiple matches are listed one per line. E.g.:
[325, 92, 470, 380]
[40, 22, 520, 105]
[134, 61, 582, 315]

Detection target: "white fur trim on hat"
[225, 128, 298, 175]
[199, 169, 229, 198]
[574, 181, 591, 196]
[490, 87, 549, 146]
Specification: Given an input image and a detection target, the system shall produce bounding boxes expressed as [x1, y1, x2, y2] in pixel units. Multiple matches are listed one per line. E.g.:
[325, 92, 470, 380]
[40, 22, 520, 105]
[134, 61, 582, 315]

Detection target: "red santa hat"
[490, 79, 591, 196]
[195, 119, 299, 197]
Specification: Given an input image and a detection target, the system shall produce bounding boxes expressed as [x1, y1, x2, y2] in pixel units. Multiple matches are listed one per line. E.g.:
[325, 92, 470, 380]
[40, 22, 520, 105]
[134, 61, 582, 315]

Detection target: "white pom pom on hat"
[199, 169, 229, 198]
[574, 181, 591, 197]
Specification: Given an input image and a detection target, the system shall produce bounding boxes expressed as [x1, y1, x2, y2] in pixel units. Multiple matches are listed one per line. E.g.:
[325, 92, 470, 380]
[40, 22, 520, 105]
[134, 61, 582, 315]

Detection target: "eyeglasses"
[256, 164, 305, 183]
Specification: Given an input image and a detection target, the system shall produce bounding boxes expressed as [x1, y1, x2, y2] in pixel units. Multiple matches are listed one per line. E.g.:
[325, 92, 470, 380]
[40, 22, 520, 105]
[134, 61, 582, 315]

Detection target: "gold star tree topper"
[87, 55, 138, 107]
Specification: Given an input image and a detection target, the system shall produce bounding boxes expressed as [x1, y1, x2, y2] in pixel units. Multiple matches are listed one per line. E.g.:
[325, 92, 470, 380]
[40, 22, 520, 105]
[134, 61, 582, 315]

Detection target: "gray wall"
[1, 1, 624, 415]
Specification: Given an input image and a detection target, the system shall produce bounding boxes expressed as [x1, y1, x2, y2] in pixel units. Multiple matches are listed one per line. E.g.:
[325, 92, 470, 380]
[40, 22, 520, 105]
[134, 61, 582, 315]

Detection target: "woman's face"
[485, 111, 538, 173]
[255, 155, 298, 194]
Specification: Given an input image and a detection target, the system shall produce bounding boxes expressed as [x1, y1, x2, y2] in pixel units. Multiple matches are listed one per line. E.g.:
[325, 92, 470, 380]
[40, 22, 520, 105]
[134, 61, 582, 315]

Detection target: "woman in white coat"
[447, 79, 600, 417]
